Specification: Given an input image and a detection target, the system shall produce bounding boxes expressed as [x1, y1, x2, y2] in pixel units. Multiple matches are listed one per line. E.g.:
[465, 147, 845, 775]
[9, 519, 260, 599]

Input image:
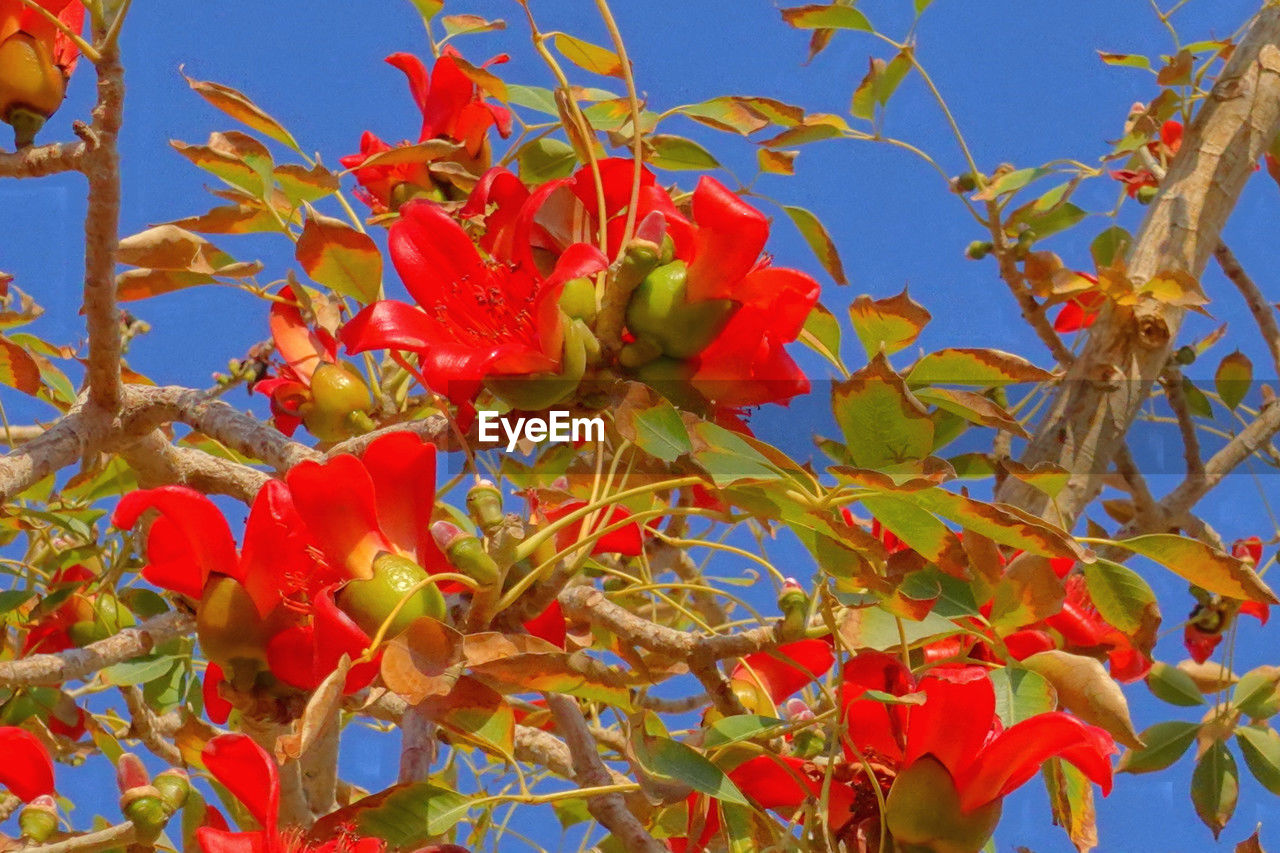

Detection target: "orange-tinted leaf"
[782, 204, 847, 285]
[1021, 649, 1144, 749]
[380, 617, 465, 704]
[553, 33, 623, 78]
[1113, 534, 1279, 604]
[296, 210, 382, 304]
[848, 287, 931, 357]
[183, 72, 302, 152]
[0, 336, 41, 395]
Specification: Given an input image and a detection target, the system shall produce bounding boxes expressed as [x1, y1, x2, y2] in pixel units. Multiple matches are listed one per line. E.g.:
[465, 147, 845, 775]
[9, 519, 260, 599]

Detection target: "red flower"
[0, 0, 86, 144]
[0, 726, 55, 802]
[728, 654, 1114, 849]
[1052, 277, 1105, 333]
[198, 733, 388, 853]
[1110, 118, 1182, 198]
[340, 50, 513, 213]
[21, 564, 95, 654]
[254, 287, 371, 441]
[341, 197, 607, 405]
[525, 485, 648, 557]
[113, 482, 377, 697]
[1183, 540, 1270, 663]
[627, 175, 820, 410]
[727, 639, 834, 714]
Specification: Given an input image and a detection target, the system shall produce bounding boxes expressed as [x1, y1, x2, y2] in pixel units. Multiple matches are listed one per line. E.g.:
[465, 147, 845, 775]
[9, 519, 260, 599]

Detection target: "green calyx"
[120, 788, 171, 841]
[559, 276, 598, 324]
[485, 318, 598, 411]
[466, 480, 505, 533]
[303, 362, 373, 442]
[624, 260, 736, 361]
[337, 552, 446, 639]
[885, 757, 1002, 853]
[196, 577, 271, 668]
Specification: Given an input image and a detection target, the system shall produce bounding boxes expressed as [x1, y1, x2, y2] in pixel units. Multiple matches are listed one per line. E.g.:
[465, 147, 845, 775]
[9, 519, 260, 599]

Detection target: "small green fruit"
[337, 552, 446, 638]
[885, 757, 1002, 853]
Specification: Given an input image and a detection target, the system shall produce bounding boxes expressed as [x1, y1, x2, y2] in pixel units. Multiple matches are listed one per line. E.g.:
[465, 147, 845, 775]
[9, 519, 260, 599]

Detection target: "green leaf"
[1232, 667, 1280, 718]
[850, 52, 911, 119]
[440, 14, 505, 38]
[1215, 350, 1252, 410]
[1118, 721, 1198, 773]
[1236, 725, 1280, 794]
[0, 589, 33, 615]
[1098, 52, 1152, 70]
[625, 398, 691, 463]
[780, 4, 871, 30]
[553, 33, 623, 77]
[1082, 558, 1159, 634]
[104, 655, 177, 686]
[1191, 741, 1238, 839]
[860, 494, 961, 569]
[681, 97, 772, 136]
[1090, 225, 1132, 268]
[801, 303, 842, 363]
[1181, 376, 1213, 419]
[1111, 534, 1279, 604]
[295, 210, 383, 304]
[516, 137, 578, 183]
[907, 348, 1054, 388]
[630, 732, 748, 805]
[349, 782, 470, 842]
[782, 205, 847, 285]
[1146, 661, 1206, 707]
[703, 714, 786, 748]
[688, 419, 782, 485]
[1010, 201, 1088, 241]
[990, 666, 1057, 726]
[973, 167, 1053, 201]
[406, 0, 444, 23]
[847, 287, 931, 358]
[646, 135, 720, 171]
[832, 354, 934, 468]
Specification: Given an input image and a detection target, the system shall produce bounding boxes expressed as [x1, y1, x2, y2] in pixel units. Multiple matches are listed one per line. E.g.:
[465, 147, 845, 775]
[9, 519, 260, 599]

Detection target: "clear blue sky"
[3, 0, 1278, 850]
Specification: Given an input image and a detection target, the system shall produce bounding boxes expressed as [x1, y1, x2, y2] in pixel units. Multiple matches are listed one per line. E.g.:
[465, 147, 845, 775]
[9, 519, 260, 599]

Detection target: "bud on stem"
[19, 795, 59, 843]
[778, 578, 809, 641]
[466, 480, 505, 534]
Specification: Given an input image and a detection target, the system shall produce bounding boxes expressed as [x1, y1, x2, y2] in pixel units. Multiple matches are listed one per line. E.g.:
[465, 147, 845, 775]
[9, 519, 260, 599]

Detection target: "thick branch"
[997, 8, 1280, 525]
[82, 46, 125, 413]
[17, 821, 137, 852]
[0, 398, 105, 503]
[0, 610, 193, 686]
[123, 430, 270, 504]
[545, 694, 663, 853]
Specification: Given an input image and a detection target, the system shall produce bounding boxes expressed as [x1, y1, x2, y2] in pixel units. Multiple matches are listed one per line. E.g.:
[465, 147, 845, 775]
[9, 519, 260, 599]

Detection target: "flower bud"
[337, 552, 446, 638]
[466, 480, 505, 534]
[790, 728, 825, 759]
[305, 362, 373, 441]
[115, 753, 150, 793]
[964, 241, 992, 260]
[1174, 345, 1196, 366]
[434, 522, 502, 588]
[19, 795, 59, 843]
[558, 276, 598, 324]
[730, 678, 770, 716]
[778, 578, 809, 641]
[153, 769, 190, 811]
[196, 577, 271, 668]
[120, 787, 170, 842]
[950, 172, 979, 193]
[783, 697, 814, 722]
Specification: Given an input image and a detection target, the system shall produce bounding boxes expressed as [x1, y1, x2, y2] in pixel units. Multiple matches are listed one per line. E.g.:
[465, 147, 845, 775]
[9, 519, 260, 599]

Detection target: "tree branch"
[122, 430, 270, 504]
[1214, 241, 1280, 376]
[545, 694, 663, 853]
[0, 610, 193, 687]
[0, 139, 86, 178]
[997, 7, 1280, 525]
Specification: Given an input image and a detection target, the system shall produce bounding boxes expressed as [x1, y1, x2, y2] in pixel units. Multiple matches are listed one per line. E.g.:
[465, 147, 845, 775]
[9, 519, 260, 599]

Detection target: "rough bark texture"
[997, 8, 1280, 526]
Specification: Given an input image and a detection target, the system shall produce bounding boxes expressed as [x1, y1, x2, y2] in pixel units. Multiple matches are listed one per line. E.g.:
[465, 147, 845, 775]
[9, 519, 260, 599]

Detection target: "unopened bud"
[1136, 184, 1159, 204]
[779, 578, 809, 641]
[19, 795, 58, 843]
[1174, 345, 1196, 366]
[950, 172, 978, 193]
[120, 786, 169, 840]
[466, 480, 505, 533]
[791, 728, 826, 759]
[153, 769, 190, 811]
[964, 241, 992, 260]
[116, 753, 150, 793]
[435, 523, 501, 588]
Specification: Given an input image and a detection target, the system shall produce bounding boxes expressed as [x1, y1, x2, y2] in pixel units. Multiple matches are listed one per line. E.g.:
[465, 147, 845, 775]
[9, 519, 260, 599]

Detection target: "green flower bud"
[790, 728, 826, 759]
[19, 795, 59, 843]
[950, 173, 979, 193]
[466, 480, 505, 534]
[1136, 184, 1159, 204]
[120, 787, 170, 842]
[304, 362, 373, 441]
[197, 577, 271, 668]
[337, 552, 446, 639]
[153, 769, 190, 812]
[778, 578, 809, 642]
[485, 320, 595, 411]
[558, 277, 598, 324]
[964, 241, 992, 260]
[433, 522, 502, 588]
[1174, 345, 1197, 366]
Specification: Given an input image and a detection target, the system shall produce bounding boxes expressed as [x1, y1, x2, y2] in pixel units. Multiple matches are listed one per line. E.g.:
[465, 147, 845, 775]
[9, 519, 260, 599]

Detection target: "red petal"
[956, 713, 1115, 810]
[389, 201, 489, 313]
[239, 480, 330, 617]
[545, 501, 645, 556]
[113, 486, 238, 596]
[286, 455, 391, 580]
[729, 755, 856, 828]
[1242, 601, 1270, 625]
[0, 727, 55, 801]
[341, 300, 446, 355]
[202, 734, 279, 834]
[524, 601, 567, 650]
[839, 652, 913, 763]
[904, 665, 996, 781]
[685, 177, 769, 302]
[386, 52, 430, 114]
[731, 639, 834, 704]
[203, 664, 233, 726]
[193, 828, 270, 853]
[1003, 630, 1056, 660]
[361, 432, 449, 574]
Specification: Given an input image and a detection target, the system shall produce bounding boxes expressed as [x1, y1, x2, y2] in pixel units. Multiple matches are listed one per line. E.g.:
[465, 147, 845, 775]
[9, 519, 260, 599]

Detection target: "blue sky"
[4, 0, 1280, 850]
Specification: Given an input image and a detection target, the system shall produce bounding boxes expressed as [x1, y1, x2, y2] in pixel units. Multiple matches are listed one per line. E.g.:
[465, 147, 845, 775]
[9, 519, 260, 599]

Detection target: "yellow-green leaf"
[646, 135, 720, 171]
[1021, 650, 1144, 749]
[1111, 534, 1279, 604]
[781, 4, 871, 31]
[1215, 350, 1252, 411]
[847, 287, 931, 357]
[553, 33, 623, 78]
[832, 354, 934, 469]
[296, 211, 382, 304]
[907, 348, 1054, 388]
[782, 205, 847, 285]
